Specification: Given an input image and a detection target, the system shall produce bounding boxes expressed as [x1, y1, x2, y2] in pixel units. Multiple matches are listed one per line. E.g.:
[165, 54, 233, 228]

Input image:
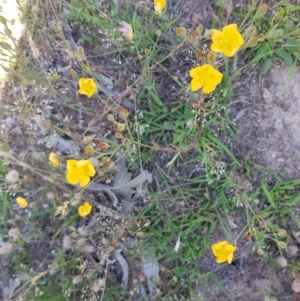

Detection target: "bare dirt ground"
[232, 66, 300, 180]
[1, 0, 300, 301]
[0, 0, 23, 80]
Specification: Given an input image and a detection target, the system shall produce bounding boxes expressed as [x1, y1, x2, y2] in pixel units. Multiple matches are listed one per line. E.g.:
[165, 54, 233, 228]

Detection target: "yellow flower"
[119, 22, 134, 41]
[154, 0, 166, 14]
[210, 24, 245, 57]
[16, 197, 28, 208]
[211, 241, 236, 264]
[78, 202, 92, 217]
[78, 78, 97, 98]
[190, 64, 223, 93]
[49, 152, 59, 167]
[66, 159, 96, 187]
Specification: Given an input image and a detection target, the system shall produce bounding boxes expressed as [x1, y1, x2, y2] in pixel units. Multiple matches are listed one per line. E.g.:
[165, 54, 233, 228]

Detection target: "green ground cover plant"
[1, 0, 300, 300]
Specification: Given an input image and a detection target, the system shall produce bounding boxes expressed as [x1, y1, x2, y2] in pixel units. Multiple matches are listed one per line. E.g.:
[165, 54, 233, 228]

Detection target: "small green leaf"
[0, 41, 12, 51]
[261, 181, 275, 208]
[276, 48, 294, 66]
[226, 0, 233, 16]
[266, 28, 283, 39]
[257, 44, 270, 60]
[285, 39, 300, 52]
[243, 25, 257, 40]
[0, 15, 7, 25]
[260, 58, 272, 74]
[245, 36, 259, 48]
[148, 88, 164, 108]
[4, 27, 12, 36]
[163, 121, 176, 130]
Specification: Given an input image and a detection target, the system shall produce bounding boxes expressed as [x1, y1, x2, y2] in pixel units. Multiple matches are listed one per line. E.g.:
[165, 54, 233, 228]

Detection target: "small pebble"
[73, 275, 83, 284]
[5, 170, 19, 183]
[92, 278, 106, 292]
[286, 245, 298, 257]
[46, 192, 55, 200]
[276, 256, 287, 267]
[81, 245, 95, 253]
[8, 228, 21, 241]
[292, 278, 300, 293]
[63, 235, 72, 249]
[76, 238, 86, 247]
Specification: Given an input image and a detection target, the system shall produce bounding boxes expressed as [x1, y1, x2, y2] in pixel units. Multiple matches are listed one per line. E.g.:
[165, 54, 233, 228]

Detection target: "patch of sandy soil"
[0, 0, 24, 80]
[232, 66, 300, 180]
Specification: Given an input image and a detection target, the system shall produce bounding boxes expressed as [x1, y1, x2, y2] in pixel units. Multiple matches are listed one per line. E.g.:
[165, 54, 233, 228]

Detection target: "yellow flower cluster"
[190, 24, 244, 94]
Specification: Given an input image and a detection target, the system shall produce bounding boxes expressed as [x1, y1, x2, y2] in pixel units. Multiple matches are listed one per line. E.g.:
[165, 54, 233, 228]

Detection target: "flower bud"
[277, 229, 288, 238]
[97, 142, 109, 151]
[277, 241, 287, 249]
[175, 27, 187, 38]
[257, 248, 264, 256]
[115, 132, 124, 139]
[107, 114, 115, 122]
[119, 22, 134, 41]
[116, 123, 126, 132]
[84, 146, 94, 156]
[254, 4, 268, 18]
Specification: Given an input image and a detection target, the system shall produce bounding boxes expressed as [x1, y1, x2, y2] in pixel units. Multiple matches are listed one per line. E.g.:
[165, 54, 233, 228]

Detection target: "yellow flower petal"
[78, 78, 97, 98]
[78, 202, 92, 217]
[210, 24, 244, 57]
[225, 244, 237, 252]
[16, 197, 28, 208]
[154, 0, 166, 14]
[76, 160, 96, 177]
[211, 240, 226, 255]
[79, 175, 90, 187]
[227, 252, 234, 264]
[189, 67, 202, 79]
[67, 160, 77, 171]
[49, 152, 59, 167]
[85, 162, 96, 177]
[216, 254, 228, 263]
[202, 81, 219, 94]
[66, 172, 79, 185]
[190, 79, 203, 92]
